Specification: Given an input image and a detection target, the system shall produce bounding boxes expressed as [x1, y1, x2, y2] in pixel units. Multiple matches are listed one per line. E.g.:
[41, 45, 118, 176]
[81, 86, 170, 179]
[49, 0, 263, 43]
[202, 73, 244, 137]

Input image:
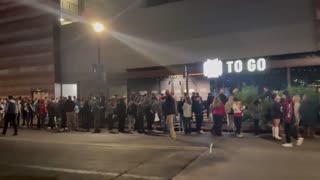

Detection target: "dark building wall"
[0, 0, 57, 97]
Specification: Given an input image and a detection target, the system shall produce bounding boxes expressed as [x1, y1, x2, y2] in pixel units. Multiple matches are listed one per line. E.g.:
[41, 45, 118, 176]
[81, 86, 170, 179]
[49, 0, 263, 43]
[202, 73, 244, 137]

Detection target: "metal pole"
[97, 38, 101, 65]
[185, 65, 189, 95]
[287, 67, 291, 87]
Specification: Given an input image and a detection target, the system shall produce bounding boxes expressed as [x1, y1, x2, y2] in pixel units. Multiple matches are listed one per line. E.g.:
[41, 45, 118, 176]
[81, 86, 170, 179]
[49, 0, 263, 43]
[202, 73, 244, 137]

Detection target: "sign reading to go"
[204, 58, 267, 78]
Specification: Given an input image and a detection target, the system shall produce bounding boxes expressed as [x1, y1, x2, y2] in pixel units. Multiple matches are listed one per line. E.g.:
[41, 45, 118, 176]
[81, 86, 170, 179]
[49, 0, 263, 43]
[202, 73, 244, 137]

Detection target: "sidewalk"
[174, 134, 320, 180]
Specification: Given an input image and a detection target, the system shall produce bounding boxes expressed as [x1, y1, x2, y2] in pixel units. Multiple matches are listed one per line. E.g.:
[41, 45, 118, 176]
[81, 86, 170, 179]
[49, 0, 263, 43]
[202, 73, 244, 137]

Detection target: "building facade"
[1, 0, 320, 98]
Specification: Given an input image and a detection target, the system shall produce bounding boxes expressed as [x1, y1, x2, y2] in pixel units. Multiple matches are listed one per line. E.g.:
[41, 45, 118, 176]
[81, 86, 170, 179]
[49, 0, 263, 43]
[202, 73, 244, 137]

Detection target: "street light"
[92, 22, 105, 33]
[92, 22, 106, 96]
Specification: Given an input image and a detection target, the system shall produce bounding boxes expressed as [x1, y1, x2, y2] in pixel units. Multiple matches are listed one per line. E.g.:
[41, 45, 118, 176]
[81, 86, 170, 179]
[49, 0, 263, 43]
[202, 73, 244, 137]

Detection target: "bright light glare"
[92, 22, 105, 33]
[60, 17, 65, 22]
[203, 59, 223, 78]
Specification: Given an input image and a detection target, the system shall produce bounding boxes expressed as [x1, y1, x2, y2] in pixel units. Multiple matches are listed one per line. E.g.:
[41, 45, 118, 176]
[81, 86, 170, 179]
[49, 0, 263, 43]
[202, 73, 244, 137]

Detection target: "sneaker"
[236, 134, 244, 138]
[282, 143, 293, 148]
[275, 136, 282, 140]
[296, 137, 304, 146]
[47, 127, 52, 130]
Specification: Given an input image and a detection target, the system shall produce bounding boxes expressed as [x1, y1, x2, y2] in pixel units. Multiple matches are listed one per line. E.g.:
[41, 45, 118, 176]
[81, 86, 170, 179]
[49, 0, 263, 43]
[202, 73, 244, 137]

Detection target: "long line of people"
[1, 88, 319, 149]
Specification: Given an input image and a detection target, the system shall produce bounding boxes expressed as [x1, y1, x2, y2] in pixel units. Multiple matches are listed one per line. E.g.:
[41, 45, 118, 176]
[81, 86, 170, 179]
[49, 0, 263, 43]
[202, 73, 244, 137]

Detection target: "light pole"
[92, 22, 105, 95]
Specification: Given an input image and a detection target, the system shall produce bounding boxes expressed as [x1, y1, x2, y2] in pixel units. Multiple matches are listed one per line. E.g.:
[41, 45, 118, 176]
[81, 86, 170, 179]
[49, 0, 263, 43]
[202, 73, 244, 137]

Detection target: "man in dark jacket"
[194, 96, 204, 134]
[164, 90, 176, 140]
[2, 96, 18, 136]
[65, 96, 76, 131]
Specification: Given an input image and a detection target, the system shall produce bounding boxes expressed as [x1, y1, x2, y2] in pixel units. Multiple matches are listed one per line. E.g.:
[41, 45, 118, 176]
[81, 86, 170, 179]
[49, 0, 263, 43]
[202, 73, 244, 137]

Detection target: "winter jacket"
[282, 99, 294, 123]
[182, 103, 192, 118]
[164, 95, 176, 116]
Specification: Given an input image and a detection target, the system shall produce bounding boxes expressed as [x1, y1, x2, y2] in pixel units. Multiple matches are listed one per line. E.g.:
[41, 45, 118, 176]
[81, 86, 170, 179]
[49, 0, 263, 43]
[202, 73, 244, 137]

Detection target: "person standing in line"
[117, 97, 127, 133]
[212, 96, 226, 136]
[206, 93, 214, 119]
[225, 95, 235, 133]
[27, 99, 34, 128]
[151, 95, 162, 129]
[233, 98, 244, 138]
[81, 98, 91, 132]
[182, 97, 192, 134]
[177, 96, 185, 132]
[16, 98, 22, 127]
[106, 97, 115, 132]
[300, 94, 318, 139]
[127, 96, 137, 133]
[92, 96, 104, 133]
[47, 98, 56, 130]
[271, 94, 282, 140]
[293, 95, 301, 137]
[38, 99, 48, 129]
[0, 99, 5, 127]
[164, 90, 177, 140]
[136, 96, 145, 134]
[145, 96, 155, 131]
[1, 96, 18, 136]
[65, 96, 76, 131]
[282, 91, 304, 147]
[250, 98, 263, 136]
[194, 96, 204, 134]
[21, 97, 27, 127]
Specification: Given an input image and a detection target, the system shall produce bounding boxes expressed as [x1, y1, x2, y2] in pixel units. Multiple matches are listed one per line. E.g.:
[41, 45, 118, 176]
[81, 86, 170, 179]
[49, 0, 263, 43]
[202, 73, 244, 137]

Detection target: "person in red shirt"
[39, 99, 48, 129]
[212, 96, 226, 136]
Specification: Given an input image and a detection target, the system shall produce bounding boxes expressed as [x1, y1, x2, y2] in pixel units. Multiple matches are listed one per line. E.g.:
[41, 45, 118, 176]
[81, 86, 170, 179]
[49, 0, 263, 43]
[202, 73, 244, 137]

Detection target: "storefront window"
[291, 66, 320, 91]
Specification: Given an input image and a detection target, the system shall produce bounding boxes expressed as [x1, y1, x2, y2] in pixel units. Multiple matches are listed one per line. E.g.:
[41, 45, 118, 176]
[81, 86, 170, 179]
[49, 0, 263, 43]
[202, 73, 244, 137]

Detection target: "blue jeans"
[183, 117, 192, 134]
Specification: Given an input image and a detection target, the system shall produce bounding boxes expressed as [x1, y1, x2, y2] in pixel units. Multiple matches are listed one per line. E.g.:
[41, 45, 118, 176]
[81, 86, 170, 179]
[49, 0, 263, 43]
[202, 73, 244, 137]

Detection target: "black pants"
[195, 114, 203, 132]
[213, 115, 224, 136]
[48, 115, 55, 128]
[2, 114, 17, 135]
[61, 113, 67, 128]
[234, 116, 242, 135]
[118, 116, 125, 132]
[284, 122, 298, 143]
[37, 115, 45, 129]
[137, 114, 145, 133]
[253, 119, 260, 135]
[146, 113, 155, 131]
[16, 113, 20, 126]
[183, 117, 192, 134]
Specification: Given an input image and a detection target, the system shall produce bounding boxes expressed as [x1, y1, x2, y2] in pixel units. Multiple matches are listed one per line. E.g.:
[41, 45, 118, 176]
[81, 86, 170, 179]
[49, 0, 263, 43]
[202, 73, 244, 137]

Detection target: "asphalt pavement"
[0, 129, 319, 180]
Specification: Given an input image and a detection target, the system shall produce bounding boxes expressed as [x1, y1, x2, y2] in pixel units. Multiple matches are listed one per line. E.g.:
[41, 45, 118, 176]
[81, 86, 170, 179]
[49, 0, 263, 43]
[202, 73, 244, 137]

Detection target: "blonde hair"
[212, 96, 222, 109]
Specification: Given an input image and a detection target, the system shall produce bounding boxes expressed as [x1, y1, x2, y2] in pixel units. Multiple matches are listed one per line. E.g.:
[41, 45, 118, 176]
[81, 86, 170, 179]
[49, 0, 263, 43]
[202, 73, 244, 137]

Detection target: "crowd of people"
[0, 88, 319, 148]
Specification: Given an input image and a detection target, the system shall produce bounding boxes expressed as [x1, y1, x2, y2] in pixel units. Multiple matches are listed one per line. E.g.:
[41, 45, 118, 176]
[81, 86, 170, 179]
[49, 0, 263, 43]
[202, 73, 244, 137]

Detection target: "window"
[60, 0, 79, 25]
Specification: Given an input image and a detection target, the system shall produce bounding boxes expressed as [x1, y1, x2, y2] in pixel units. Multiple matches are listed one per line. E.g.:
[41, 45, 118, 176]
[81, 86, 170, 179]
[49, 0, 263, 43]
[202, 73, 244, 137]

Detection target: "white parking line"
[2, 163, 168, 180]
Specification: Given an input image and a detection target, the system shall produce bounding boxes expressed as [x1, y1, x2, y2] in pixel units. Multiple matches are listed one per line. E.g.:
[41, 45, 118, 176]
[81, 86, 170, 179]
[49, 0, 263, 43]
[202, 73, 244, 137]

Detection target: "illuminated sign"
[204, 58, 267, 78]
[203, 59, 223, 78]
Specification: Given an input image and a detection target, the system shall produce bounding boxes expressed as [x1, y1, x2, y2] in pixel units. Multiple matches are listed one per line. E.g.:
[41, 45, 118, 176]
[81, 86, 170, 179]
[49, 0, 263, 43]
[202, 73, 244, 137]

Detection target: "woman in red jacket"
[212, 96, 226, 136]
